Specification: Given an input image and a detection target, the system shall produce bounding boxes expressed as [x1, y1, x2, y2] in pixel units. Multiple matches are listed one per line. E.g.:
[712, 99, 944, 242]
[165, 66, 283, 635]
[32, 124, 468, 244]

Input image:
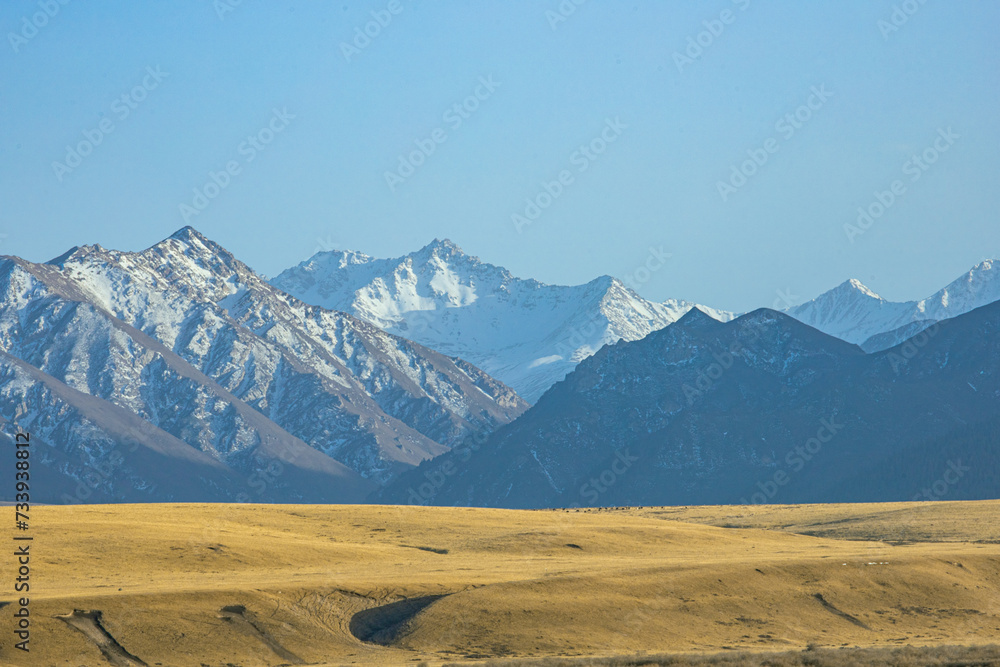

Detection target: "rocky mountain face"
[378, 301, 1000, 508]
[271, 240, 733, 402]
[0, 227, 526, 503]
[0, 349, 372, 504]
[786, 260, 1000, 349]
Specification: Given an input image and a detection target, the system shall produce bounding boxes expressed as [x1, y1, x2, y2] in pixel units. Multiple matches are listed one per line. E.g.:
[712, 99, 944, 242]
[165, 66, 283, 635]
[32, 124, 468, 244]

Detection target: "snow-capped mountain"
[271, 240, 734, 402]
[786, 260, 1000, 350]
[0, 228, 526, 502]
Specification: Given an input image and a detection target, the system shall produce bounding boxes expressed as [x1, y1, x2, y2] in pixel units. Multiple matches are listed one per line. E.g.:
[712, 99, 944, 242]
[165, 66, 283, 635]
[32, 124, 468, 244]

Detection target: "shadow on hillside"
[350, 594, 448, 646]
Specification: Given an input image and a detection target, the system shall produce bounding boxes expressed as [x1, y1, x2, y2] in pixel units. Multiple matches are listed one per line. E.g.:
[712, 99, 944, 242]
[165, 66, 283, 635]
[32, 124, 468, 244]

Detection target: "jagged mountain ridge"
[271, 239, 734, 402]
[0, 227, 527, 502]
[378, 301, 1000, 508]
[786, 260, 1000, 348]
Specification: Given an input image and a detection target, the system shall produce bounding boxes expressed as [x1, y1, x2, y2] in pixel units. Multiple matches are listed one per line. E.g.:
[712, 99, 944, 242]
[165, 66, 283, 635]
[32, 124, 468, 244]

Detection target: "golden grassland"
[2, 500, 999, 666]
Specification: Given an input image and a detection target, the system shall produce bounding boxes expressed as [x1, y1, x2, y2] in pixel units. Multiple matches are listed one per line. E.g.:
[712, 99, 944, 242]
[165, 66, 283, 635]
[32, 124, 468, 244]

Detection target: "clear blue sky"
[1, 1, 997, 312]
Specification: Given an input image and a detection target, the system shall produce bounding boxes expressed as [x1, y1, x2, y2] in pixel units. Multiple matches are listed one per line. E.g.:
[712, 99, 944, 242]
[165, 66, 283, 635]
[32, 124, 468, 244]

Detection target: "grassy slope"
[3, 501, 999, 666]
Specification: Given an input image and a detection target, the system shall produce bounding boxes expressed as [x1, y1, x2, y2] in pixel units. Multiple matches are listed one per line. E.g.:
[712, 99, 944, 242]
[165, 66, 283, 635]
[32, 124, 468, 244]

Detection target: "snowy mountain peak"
[836, 278, 883, 301]
[169, 225, 206, 242]
[787, 261, 1000, 347]
[407, 239, 510, 286]
[159, 225, 231, 258]
[273, 243, 733, 402]
[918, 258, 1000, 318]
[420, 238, 464, 255]
[944, 258, 999, 292]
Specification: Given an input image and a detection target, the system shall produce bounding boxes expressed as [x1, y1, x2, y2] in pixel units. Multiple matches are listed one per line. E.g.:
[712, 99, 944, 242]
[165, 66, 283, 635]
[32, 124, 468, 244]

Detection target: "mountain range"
[378, 300, 1000, 508]
[785, 261, 1000, 351]
[0, 228, 525, 503]
[1, 227, 996, 507]
[273, 242, 999, 401]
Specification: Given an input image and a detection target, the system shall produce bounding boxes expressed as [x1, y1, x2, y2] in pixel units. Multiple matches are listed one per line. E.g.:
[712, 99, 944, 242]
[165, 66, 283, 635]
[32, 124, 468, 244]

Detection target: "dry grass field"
[2, 501, 999, 666]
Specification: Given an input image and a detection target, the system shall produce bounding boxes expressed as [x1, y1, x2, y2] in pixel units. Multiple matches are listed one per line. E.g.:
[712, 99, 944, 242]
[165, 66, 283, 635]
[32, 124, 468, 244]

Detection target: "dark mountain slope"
[378, 303, 1000, 508]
